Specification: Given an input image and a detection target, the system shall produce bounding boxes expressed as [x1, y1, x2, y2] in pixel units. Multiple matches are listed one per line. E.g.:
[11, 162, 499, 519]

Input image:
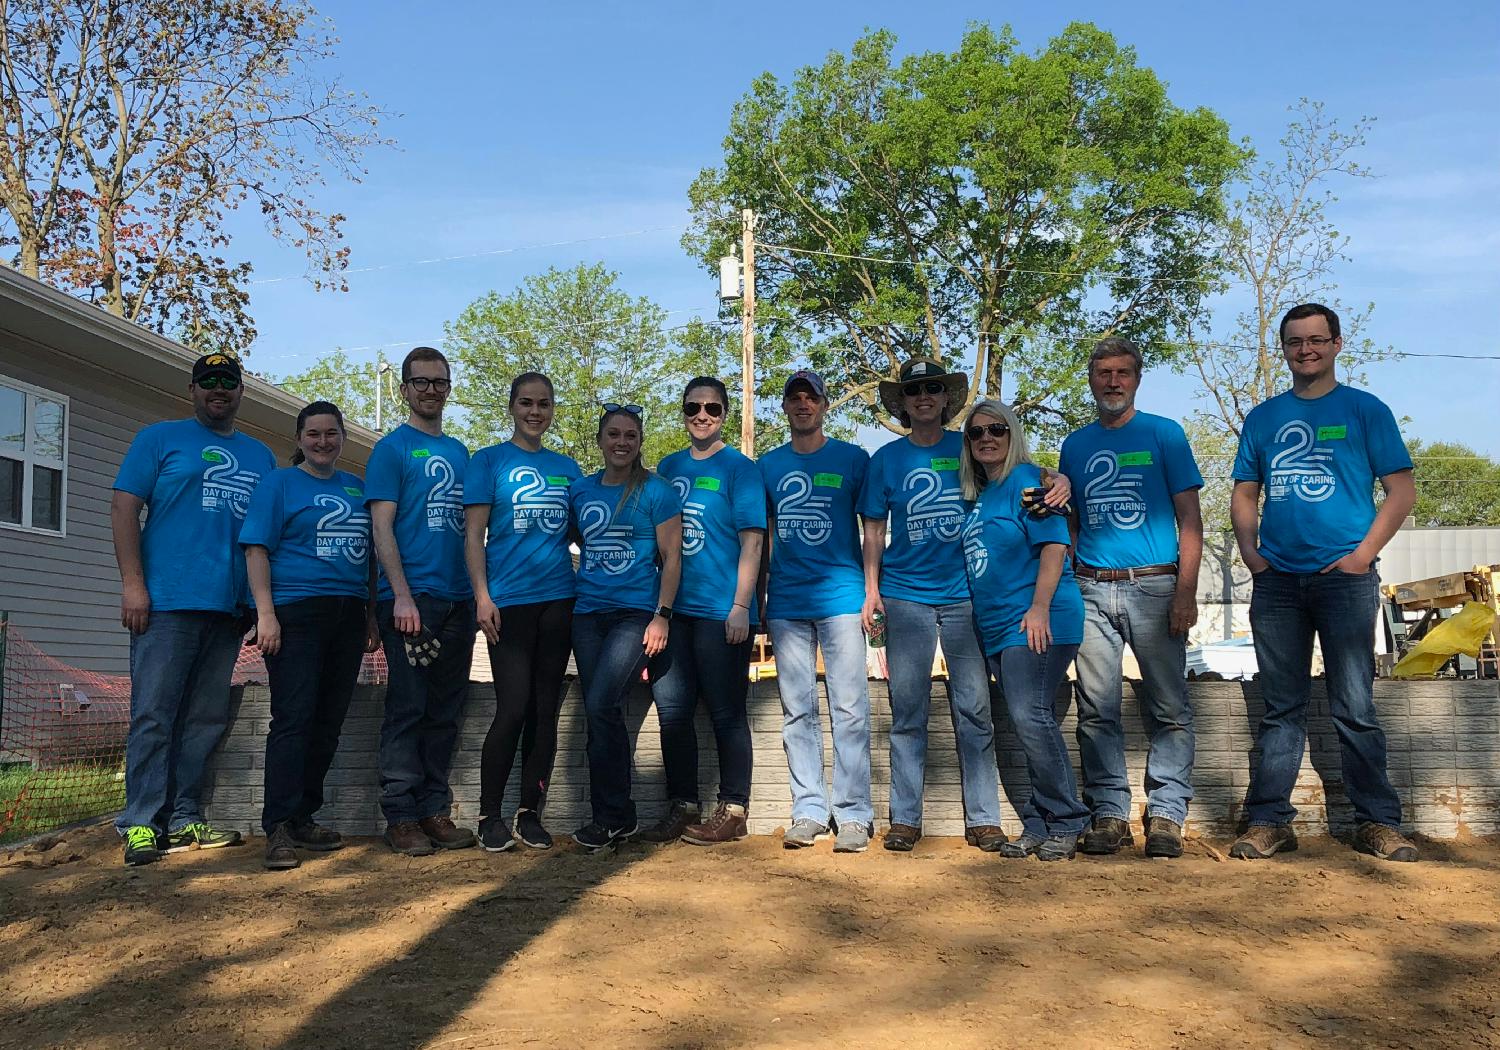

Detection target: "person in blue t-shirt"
[960, 399, 1088, 861]
[648, 376, 767, 846]
[1229, 303, 1419, 864]
[365, 346, 477, 856]
[241, 400, 377, 871]
[111, 353, 275, 866]
[462, 372, 582, 853]
[760, 369, 874, 854]
[569, 404, 683, 852]
[1059, 337, 1203, 860]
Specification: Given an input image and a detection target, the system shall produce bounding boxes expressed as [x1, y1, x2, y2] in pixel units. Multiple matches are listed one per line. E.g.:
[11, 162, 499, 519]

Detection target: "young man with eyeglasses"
[111, 353, 276, 865]
[759, 369, 874, 853]
[859, 359, 1006, 853]
[366, 346, 478, 855]
[1059, 337, 1203, 859]
[1229, 303, 1419, 863]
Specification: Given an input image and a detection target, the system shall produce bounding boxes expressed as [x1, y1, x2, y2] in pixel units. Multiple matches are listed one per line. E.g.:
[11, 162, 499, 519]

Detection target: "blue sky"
[235, 1, 1500, 456]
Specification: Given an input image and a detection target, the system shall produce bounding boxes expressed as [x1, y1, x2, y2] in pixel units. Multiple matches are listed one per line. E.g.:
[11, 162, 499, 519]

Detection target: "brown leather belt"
[1075, 562, 1177, 582]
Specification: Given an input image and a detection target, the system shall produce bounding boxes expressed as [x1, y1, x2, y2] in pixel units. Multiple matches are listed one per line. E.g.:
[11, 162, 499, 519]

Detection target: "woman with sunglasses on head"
[463, 373, 581, 852]
[646, 378, 767, 845]
[241, 400, 379, 871]
[959, 400, 1088, 861]
[569, 403, 684, 852]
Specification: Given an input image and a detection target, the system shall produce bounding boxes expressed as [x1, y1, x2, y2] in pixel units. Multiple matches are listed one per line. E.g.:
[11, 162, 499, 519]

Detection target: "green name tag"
[201, 450, 224, 463]
[813, 472, 843, 488]
[1116, 451, 1153, 466]
[1317, 425, 1347, 441]
[546, 475, 571, 486]
[411, 449, 431, 458]
[344, 486, 362, 497]
[931, 457, 960, 471]
[693, 476, 722, 491]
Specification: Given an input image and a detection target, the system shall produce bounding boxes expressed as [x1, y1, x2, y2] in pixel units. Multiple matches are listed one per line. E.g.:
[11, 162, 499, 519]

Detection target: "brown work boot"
[1144, 815, 1184, 859]
[419, 814, 476, 850]
[385, 820, 436, 856]
[1353, 822, 1419, 863]
[681, 802, 749, 846]
[883, 823, 922, 852]
[964, 825, 1009, 852]
[1081, 815, 1134, 855]
[641, 800, 698, 843]
[1229, 824, 1297, 860]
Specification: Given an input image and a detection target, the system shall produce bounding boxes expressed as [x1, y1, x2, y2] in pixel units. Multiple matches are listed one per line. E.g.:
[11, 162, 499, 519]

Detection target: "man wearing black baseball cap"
[111, 352, 276, 865]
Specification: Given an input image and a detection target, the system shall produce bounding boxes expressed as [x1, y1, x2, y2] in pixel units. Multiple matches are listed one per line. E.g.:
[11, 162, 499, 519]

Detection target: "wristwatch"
[655, 604, 674, 621]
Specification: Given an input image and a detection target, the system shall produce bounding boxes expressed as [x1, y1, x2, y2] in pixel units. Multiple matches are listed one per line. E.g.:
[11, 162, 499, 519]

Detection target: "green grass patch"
[0, 762, 125, 844]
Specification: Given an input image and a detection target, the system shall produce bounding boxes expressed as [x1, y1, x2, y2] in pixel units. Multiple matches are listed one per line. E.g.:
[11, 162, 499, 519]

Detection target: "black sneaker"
[1080, 816, 1133, 855]
[288, 820, 343, 852]
[479, 815, 515, 853]
[573, 821, 639, 852]
[514, 809, 553, 850]
[264, 823, 300, 871]
[640, 800, 698, 844]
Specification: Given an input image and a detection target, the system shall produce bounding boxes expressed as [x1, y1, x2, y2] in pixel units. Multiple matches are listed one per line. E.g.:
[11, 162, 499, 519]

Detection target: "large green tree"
[685, 22, 1246, 440]
[1406, 440, 1500, 527]
[273, 349, 402, 435]
[443, 263, 727, 472]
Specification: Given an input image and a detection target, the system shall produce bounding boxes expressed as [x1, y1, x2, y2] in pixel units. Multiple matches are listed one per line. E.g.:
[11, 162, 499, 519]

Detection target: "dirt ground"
[2, 824, 1498, 1050]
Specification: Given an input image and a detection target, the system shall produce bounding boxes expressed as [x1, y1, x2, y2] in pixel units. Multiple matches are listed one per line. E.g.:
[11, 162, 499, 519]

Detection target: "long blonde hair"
[959, 399, 1033, 501]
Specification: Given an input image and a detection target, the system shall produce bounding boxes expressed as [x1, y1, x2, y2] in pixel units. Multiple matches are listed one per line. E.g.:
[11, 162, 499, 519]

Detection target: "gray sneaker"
[998, 831, 1046, 858]
[834, 822, 871, 854]
[782, 817, 831, 849]
[1036, 832, 1079, 862]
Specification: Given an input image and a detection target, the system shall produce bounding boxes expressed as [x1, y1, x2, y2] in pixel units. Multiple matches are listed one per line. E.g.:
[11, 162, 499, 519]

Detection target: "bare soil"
[2, 824, 1498, 1050]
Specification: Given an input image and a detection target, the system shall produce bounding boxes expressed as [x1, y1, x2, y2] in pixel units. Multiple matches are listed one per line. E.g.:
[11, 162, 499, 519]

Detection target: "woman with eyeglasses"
[462, 372, 581, 852]
[241, 400, 379, 871]
[959, 399, 1088, 861]
[645, 378, 767, 845]
[569, 403, 684, 852]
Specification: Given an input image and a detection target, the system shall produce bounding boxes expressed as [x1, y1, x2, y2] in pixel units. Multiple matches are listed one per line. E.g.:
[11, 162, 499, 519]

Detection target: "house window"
[0, 376, 68, 535]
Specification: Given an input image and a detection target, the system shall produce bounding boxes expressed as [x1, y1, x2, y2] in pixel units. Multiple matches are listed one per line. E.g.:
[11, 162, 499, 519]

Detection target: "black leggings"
[480, 597, 574, 815]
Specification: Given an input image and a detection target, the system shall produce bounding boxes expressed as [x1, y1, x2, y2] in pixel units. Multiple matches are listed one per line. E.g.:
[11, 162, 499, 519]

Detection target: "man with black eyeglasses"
[111, 353, 276, 865]
[1229, 303, 1418, 863]
[366, 346, 478, 855]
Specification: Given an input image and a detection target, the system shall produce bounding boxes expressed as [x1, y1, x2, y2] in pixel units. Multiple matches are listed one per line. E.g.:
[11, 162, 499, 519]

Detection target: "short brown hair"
[1279, 303, 1341, 343]
[401, 345, 450, 383]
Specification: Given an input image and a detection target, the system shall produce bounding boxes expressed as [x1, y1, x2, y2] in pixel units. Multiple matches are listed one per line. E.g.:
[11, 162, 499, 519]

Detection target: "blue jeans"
[883, 596, 1000, 829]
[1246, 567, 1403, 828]
[261, 596, 367, 833]
[1074, 576, 1195, 825]
[117, 610, 244, 834]
[573, 609, 653, 829]
[651, 614, 754, 807]
[989, 643, 1089, 838]
[376, 594, 476, 825]
[768, 614, 873, 829]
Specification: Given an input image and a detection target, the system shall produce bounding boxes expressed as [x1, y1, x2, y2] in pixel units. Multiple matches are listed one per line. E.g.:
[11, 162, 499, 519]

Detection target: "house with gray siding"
[0, 266, 376, 676]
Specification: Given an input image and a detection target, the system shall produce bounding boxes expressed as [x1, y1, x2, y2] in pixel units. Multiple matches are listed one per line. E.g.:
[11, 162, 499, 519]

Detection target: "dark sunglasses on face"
[965, 422, 1011, 441]
[196, 375, 239, 391]
[602, 402, 644, 416]
[683, 401, 725, 418]
[903, 380, 945, 397]
[405, 377, 451, 393]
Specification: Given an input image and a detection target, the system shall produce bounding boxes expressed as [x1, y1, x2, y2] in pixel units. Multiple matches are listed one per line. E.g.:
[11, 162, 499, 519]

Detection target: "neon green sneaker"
[165, 822, 243, 853]
[123, 825, 163, 866]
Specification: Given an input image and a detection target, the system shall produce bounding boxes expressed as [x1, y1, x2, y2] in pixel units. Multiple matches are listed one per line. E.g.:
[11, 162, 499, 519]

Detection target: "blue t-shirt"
[239, 467, 371, 606]
[1059, 412, 1204, 570]
[658, 446, 768, 621]
[759, 438, 869, 621]
[1232, 385, 1412, 574]
[570, 473, 682, 615]
[463, 442, 581, 607]
[963, 463, 1085, 656]
[363, 423, 472, 602]
[113, 419, 276, 614]
[859, 432, 970, 605]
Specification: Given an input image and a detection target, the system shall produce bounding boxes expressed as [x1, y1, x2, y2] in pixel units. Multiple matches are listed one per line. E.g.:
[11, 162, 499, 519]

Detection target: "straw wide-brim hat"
[878, 357, 970, 419]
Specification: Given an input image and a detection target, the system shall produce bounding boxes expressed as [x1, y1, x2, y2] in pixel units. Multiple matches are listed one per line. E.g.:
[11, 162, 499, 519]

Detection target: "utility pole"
[374, 361, 391, 432]
[740, 208, 756, 456]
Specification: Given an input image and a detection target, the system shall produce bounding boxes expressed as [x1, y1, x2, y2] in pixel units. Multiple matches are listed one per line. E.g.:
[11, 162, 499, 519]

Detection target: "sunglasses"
[902, 380, 946, 397]
[196, 375, 240, 390]
[602, 402, 643, 416]
[405, 377, 451, 393]
[683, 401, 725, 418]
[965, 422, 1011, 441]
